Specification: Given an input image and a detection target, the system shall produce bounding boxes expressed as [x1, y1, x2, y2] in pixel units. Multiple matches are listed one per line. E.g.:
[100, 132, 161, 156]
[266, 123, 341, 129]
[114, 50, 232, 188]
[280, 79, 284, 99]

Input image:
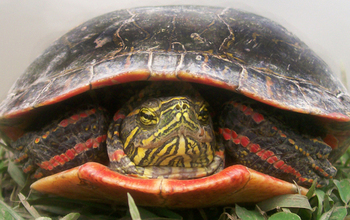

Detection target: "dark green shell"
[1, 6, 350, 161]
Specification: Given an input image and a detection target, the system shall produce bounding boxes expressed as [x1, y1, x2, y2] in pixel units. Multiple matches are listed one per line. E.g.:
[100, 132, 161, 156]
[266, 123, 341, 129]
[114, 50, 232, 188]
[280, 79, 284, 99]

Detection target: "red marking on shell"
[325, 112, 350, 122]
[178, 70, 230, 90]
[265, 76, 274, 99]
[59, 109, 97, 128]
[111, 149, 126, 161]
[252, 112, 264, 124]
[323, 134, 339, 150]
[91, 71, 150, 89]
[240, 136, 250, 147]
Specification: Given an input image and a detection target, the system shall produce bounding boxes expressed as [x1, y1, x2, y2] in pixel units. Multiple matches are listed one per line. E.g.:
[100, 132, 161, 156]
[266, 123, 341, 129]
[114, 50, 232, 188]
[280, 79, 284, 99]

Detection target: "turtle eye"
[198, 105, 210, 123]
[139, 108, 158, 125]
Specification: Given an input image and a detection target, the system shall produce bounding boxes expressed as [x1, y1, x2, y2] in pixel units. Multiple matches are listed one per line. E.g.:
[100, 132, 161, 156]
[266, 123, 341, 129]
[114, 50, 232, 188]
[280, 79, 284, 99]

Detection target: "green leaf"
[319, 207, 333, 220]
[257, 194, 311, 212]
[0, 160, 7, 174]
[323, 194, 332, 212]
[235, 204, 265, 220]
[135, 207, 160, 219]
[60, 213, 80, 220]
[127, 193, 141, 220]
[145, 207, 182, 219]
[0, 199, 25, 220]
[306, 179, 317, 199]
[18, 193, 41, 219]
[333, 179, 350, 204]
[296, 208, 312, 220]
[7, 161, 26, 188]
[0, 131, 14, 152]
[268, 212, 301, 220]
[315, 189, 325, 219]
[329, 206, 347, 220]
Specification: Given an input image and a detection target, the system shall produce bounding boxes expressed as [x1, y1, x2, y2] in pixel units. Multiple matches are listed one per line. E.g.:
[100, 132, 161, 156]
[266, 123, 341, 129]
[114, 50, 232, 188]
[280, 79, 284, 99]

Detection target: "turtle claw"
[307, 155, 337, 181]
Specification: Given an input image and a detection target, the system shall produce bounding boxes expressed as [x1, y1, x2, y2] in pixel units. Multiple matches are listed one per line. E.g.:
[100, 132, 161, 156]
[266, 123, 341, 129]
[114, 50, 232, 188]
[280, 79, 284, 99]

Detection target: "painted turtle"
[1, 6, 350, 208]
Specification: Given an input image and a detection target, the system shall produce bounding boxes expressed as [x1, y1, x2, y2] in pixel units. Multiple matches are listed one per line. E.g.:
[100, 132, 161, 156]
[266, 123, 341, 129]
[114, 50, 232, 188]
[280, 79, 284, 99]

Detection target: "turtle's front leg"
[13, 107, 109, 179]
[219, 100, 337, 187]
[107, 109, 139, 175]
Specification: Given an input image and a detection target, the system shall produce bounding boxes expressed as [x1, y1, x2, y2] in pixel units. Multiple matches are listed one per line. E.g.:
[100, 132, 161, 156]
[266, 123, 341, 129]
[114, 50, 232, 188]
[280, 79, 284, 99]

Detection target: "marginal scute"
[1, 6, 349, 122]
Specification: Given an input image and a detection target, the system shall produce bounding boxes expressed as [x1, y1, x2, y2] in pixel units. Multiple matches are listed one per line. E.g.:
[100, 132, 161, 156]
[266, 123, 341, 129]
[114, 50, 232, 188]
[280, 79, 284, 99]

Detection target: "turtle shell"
[0, 5, 350, 207]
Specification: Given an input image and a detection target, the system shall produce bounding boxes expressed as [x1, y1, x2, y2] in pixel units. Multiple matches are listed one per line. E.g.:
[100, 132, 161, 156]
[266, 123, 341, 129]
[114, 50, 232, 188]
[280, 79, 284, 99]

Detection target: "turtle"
[0, 5, 350, 208]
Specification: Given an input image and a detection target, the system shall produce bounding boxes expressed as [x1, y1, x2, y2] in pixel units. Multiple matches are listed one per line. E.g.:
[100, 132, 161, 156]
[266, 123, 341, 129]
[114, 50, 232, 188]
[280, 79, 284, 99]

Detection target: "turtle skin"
[13, 82, 336, 187]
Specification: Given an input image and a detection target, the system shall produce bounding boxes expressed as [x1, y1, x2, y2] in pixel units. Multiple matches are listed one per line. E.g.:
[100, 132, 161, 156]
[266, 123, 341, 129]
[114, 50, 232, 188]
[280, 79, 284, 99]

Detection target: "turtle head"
[120, 95, 216, 169]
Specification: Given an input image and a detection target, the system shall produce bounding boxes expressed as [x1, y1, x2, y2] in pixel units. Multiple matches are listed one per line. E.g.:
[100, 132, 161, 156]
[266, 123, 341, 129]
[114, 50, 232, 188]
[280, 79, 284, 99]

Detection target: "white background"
[1, 0, 349, 101]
